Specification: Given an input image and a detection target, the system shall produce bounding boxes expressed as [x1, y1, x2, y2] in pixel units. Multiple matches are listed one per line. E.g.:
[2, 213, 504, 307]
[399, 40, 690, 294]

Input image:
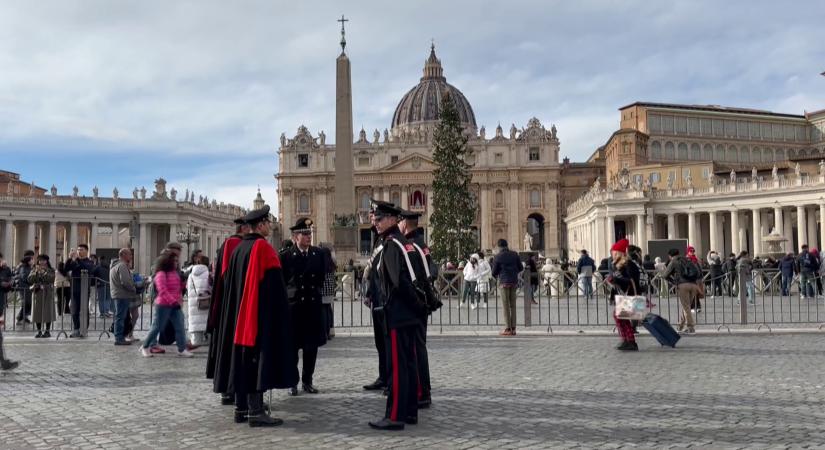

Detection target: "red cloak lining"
[234, 239, 282, 347]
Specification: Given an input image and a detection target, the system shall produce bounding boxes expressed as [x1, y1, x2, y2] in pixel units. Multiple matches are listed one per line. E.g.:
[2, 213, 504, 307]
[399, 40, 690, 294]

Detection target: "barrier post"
[522, 268, 532, 327]
[80, 270, 89, 337]
[738, 266, 748, 325]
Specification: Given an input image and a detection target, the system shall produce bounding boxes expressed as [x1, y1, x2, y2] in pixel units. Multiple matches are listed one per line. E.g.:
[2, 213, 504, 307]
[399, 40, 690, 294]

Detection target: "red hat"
[687, 245, 695, 252]
[610, 238, 629, 253]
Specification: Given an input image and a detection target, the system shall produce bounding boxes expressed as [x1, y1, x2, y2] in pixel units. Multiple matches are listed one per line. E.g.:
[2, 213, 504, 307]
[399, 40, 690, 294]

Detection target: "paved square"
[1, 333, 825, 449]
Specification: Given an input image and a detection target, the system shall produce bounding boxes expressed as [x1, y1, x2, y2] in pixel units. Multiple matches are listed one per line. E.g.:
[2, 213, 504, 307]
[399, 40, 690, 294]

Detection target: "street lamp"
[176, 221, 201, 262]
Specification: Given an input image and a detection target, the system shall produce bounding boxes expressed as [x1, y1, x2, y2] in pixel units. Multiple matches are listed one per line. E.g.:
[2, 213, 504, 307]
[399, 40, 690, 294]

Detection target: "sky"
[1, 0, 824, 213]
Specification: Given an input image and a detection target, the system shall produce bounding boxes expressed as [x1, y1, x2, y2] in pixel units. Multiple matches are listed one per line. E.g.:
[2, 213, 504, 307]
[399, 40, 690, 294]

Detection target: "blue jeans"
[113, 298, 131, 342]
[800, 273, 815, 298]
[142, 304, 187, 352]
[581, 276, 593, 298]
[97, 285, 111, 315]
[781, 275, 792, 296]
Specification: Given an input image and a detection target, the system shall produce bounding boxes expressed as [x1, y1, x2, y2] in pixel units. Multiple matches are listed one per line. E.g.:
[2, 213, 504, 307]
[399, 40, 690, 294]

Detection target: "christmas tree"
[430, 91, 477, 263]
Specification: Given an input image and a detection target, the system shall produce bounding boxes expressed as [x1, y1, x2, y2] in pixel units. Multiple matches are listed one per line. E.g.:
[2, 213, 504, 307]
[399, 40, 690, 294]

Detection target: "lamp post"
[176, 221, 201, 262]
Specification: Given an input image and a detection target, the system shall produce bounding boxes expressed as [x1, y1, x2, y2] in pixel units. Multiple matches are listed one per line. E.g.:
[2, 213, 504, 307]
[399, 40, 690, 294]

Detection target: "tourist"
[110, 248, 136, 346]
[491, 239, 521, 336]
[185, 254, 211, 347]
[606, 239, 640, 351]
[461, 254, 480, 308]
[797, 245, 817, 299]
[14, 251, 34, 325]
[0, 256, 19, 370]
[54, 262, 71, 316]
[65, 244, 95, 337]
[362, 212, 389, 393]
[577, 249, 596, 299]
[707, 251, 723, 298]
[318, 244, 337, 340]
[139, 250, 192, 358]
[685, 246, 702, 312]
[660, 248, 700, 333]
[723, 253, 738, 296]
[737, 251, 756, 304]
[29, 255, 56, 338]
[93, 256, 112, 318]
[779, 252, 795, 297]
[475, 250, 492, 307]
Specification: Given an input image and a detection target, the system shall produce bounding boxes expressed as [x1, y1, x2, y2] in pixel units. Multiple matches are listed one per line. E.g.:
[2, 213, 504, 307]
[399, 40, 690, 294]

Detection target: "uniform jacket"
[280, 244, 327, 349]
[376, 225, 424, 329]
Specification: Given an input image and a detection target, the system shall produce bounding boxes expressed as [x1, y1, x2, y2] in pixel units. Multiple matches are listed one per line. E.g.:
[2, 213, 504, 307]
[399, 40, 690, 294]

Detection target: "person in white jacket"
[462, 255, 481, 309]
[186, 256, 211, 346]
[475, 251, 492, 308]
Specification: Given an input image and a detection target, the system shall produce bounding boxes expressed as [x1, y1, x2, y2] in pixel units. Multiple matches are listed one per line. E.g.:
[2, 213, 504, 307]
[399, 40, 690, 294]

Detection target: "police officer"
[362, 208, 389, 393]
[280, 218, 327, 396]
[368, 201, 422, 430]
[398, 209, 435, 408]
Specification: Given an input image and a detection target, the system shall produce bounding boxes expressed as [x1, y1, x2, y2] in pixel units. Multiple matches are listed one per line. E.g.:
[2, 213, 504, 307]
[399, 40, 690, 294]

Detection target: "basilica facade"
[276, 47, 599, 258]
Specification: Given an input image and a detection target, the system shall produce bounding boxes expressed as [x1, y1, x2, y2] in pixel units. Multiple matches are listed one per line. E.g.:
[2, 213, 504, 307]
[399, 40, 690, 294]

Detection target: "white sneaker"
[471, 303, 477, 310]
[178, 349, 194, 358]
[140, 347, 153, 358]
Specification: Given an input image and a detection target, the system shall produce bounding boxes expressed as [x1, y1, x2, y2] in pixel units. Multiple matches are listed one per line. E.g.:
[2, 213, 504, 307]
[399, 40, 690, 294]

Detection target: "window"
[359, 193, 371, 211]
[633, 174, 642, 185]
[494, 153, 503, 164]
[529, 190, 541, 208]
[358, 157, 370, 167]
[298, 154, 309, 168]
[494, 189, 504, 208]
[411, 190, 425, 210]
[650, 172, 661, 183]
[702, 167, 710, 179]
[682, 168, 691, 179]
[391, 192, 401, 205]
[297, 194, 310, 213]
[390, 155, 399, 164]
[529, 147, 540, 161]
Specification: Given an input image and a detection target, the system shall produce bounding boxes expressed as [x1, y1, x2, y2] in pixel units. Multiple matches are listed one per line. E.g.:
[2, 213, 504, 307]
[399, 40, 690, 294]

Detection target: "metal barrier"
[327, 267, 825, 332]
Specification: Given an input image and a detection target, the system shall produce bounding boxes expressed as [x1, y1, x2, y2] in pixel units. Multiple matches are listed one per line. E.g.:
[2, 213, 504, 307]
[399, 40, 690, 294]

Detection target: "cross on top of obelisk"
[338, 15, 348, 54]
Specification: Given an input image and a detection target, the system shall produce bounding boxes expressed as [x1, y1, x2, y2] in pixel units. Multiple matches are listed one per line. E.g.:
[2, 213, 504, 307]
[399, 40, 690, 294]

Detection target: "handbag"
[614, 295, 647, 320]
[192, 281, 211, 311]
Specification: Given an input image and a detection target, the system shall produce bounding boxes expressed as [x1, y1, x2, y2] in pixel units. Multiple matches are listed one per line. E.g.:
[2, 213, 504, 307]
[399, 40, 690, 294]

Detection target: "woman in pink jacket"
[140, 251, 193, 358]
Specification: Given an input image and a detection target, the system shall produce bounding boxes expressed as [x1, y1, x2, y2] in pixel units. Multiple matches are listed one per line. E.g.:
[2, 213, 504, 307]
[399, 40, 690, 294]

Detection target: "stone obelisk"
[333, 15, 357, 256]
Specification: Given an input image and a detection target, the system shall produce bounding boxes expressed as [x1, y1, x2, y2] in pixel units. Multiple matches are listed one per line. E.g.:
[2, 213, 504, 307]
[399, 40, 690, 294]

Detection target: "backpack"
[680, 258, 700, 282]
[801, 252, 817, 271]
[387, 238, 442, 314]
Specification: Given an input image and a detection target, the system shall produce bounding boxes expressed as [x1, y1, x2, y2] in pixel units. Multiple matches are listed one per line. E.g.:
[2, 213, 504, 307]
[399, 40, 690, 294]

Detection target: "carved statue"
[820, 160, 825, 177]
[112, 187, 119, 199]
[685, 172, 693, 188]
[29, 181, 35, 196]
[666, 173, 674, 189]
[198, 195, 203, 205]
[153, 178, 168, 199]
[72, 186, 79, 197]
[170, 187, 177, 201]
[643, 176, 652, 189]
[318, 130, 326, 146]
[184, 188, 189, 202]
[139, 186, 146, 200]
[6, 183, 12, 195]
[280, 132, 286, 148]
[92, 186, 99, 198]
[496, 123, 503, 138]
[383, 128, 389, 143]
[708, 172, 716, 186]
[523, 232, 533, 251]
[751, 167, 757, 181]
[795, 162, 801, 177]
[132, 187, 138, 199]
[479, 125, 486, 140]
[730, 169, 736, 183]
[373, 129, 380, 144]
[50, 185, 57, 196]
[772, 164, 779, 181]
[551, 124, 557, 139]
[618, 168, 630, 190]
[509, 123, 517, 140]
[416, 126, 424, 143]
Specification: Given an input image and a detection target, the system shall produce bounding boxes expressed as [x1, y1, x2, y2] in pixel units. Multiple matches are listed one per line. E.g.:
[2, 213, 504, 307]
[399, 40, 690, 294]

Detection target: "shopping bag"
[614, 295, 647, 320]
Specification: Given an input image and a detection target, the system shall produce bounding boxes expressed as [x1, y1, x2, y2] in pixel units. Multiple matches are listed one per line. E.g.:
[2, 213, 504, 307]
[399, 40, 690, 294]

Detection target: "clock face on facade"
[300, 138, 306, 145]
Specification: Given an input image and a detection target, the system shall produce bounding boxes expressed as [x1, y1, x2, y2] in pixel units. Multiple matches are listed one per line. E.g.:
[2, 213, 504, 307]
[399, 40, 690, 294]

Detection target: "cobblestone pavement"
[2, 333, 825, 449]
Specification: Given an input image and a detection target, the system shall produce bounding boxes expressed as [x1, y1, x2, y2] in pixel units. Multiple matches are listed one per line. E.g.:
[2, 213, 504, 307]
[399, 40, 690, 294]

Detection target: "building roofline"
[619, 101, 806, 119]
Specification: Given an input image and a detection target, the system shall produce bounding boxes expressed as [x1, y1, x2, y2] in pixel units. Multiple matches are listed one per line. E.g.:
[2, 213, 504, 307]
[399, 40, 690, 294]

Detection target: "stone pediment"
[384, 154, 436, 172]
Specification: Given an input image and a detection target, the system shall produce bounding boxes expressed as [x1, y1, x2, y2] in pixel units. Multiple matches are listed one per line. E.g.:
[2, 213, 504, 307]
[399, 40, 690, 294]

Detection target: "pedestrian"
[206, 217, 250, 407]
[280, 218, 327, 396]
[55, 261, 71, 316]
[475, 249, 492, 307]
[318, 244, 337, 340]
[368, 201, 422, 430]
[109, 248, 136, 346]
[139, 251, 192, 358]
[491, 239, 522, 336]
[65, 244, 95, 337]
[685, 246, 702, 312]
[797, 245, 816, 299]
[29, 255, 56, 338]
[707, 251, 723, 297]
[660, 248, 701, 333]
[779, 252, 795, 297]
[737, 250, 755, 304]
[577, 249, 596, 299]
[13, 251, 34, 325]
[186, 254, 211, 347]
[461, 255, 480, 308]
[606, 239, 640, 351]
[0, 252, 20, 371]
[362, 210, 389, 393]
[212, 205, 296, 427]
[93, 257, 112, 318]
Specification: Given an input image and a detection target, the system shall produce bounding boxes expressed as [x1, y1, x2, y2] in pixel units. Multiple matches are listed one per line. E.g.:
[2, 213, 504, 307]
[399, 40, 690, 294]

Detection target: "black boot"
[363, 378, 387, 391]
[1, 360, 19, 371]
[220, 393, 234, 405]
[234, 409, 248, 423]
[247, 393, 283, 427]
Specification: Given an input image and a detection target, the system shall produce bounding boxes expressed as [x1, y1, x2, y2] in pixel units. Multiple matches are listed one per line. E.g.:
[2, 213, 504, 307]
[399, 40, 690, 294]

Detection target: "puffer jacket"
[186, 264, 210, 333]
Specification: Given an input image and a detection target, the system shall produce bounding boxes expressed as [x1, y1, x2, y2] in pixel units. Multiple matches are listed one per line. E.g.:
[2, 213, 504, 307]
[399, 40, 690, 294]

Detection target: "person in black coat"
[280, 217, 327, 396]
[778, 252, 796, 296]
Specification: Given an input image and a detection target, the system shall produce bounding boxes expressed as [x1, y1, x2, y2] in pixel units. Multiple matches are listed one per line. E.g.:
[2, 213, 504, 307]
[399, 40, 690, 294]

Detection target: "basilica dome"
[390, 45, 477, 135]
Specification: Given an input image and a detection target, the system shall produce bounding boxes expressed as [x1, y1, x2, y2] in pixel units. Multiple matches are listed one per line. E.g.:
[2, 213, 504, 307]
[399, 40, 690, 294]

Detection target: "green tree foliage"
[429, 91, 477, 263]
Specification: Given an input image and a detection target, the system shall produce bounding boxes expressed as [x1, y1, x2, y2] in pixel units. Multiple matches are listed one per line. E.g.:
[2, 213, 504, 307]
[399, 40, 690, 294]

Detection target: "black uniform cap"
[290, 217, 314, 233]
[233, 217, 246, 225]
[371, 199, 402, 219]
[399, 209, 421, 220]
[242, 205, 270, 225]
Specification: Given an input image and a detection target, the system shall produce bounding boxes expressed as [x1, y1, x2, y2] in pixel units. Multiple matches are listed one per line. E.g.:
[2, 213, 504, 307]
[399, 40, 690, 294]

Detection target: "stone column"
[606, 215, 615, 246]
[480, 188, 490, 250]
[667, 213, 676, 239]
[90, 222, 99, 254]
[508, 184, 520, 249]
[3, 221, 14, 263]
[709, 211, 718, 254]
[645, 210, 654, 247]
[593, 217, 603, 261]
[138, 223, 149, 275]
[401, 186, 410, 210]
[49, 222, 57, 264]
[687, 212, 696, 249]
[820, 204, 825, 255]
[807, 207, 818, 250]
[25, 221, 36, 254]
[730, 211, 740, 255]
[773, 206, 783, 236]
[316, 188, 328, 243]
[797, 205, 807, 251]
[783, 209, 794, 253]
[751, 208, 761, 255]
[69, 222, 79, 252]
[635, 214, 646, 253]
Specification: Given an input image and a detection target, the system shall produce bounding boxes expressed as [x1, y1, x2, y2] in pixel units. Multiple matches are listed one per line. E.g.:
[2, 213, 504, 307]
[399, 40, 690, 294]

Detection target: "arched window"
[715, 144, 725, 161]
[665, 142, 675, 159]
[495, 189, 504, 208]
[529, 190, 541, 208]
[690, 143, 701, 160]
[390, 192, 401, 206]
[739, 147, 750, 163]
[726, 145, 737, 162]
[298, 194, 310, 213]
[411, 190, 425, 210]
[359, 193, 370, 211]
[677, 143, 688, 160]
[703, 144, 713, 160]
[651, 141, 662, 160]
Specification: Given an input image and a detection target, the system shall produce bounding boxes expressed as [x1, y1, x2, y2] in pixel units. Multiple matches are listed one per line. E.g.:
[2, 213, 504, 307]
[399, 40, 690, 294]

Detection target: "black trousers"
[414, 319, 431, 400]
[384, 325, 418, 422]
[295, 345, 318, 385]
[372, 309, 388, 383]
[15, 291, 31, 321]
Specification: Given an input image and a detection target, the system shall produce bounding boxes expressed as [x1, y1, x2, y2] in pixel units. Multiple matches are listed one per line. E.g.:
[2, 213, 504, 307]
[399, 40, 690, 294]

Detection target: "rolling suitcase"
[642, 313, 680, 348]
